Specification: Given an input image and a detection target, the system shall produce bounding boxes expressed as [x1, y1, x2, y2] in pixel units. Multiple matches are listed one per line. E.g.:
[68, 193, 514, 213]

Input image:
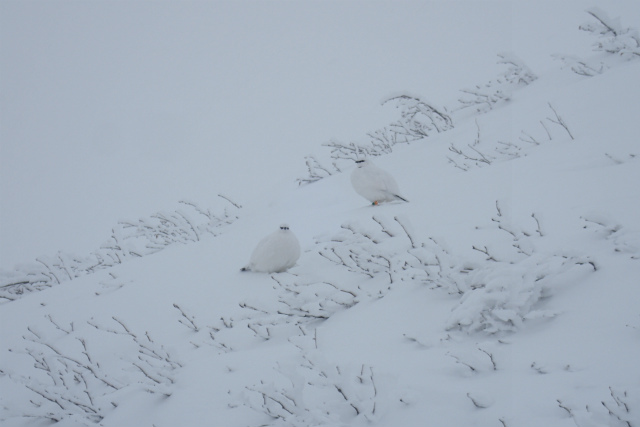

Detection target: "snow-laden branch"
[8, 314, 181, 424]
[456, 52, 537, 114]
[445, 202, 596, 334]
[242, 333, 383, 425]
[0, 197, 241, 301]
[555, 8, 640, 77]
[448, 104, 574, 172]
[297, 96, 453, 185]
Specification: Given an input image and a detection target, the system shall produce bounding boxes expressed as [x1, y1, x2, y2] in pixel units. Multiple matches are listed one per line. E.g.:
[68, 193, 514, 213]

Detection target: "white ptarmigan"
[350, 158, 408, 205]
[241, 224, 301, 273]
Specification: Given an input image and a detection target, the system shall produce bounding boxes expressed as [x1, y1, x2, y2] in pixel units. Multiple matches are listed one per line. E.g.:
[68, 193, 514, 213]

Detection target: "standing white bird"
[241, 224, 301, 273]
[350, 158, 408, 205]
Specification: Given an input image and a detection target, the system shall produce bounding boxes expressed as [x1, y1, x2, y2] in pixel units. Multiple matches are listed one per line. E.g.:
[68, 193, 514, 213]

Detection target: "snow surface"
[1, 1, 640, 427]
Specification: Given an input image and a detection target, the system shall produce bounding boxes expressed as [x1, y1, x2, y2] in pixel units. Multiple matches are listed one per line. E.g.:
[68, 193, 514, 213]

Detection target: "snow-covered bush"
[455, 52, 537, 114]
[297, 155, 341, 185]
[557, 386, 638, 427]
[242, 333, 384, 426]
[234, 205, 596, 338]
[0, 196, 241, 301]
[552, 53, 607, 77]
[221, 215, 442, 346]
[447, 103, 574, 171]
[6, 315, 181, 424]
[378, 94, 454, 141]
[446, 251, 593, 334]
[297, 52, 539, 184]
[445, 202, 596, 334]
[297, 96, 453, 185]
[580, 7, 640, 59]
[582, 213, 640, 260]
[555, 8, 640, 77]
[284, 205, 596, 336]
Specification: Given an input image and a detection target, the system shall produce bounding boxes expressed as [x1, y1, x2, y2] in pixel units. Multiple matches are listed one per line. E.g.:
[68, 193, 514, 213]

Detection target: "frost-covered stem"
[586, 8, 620, 36]
[601, 387, 633, 427]
[519, 130, 540, 145]
[24, 329, 121, 391]
[447, 156, 469, 171]
[371, 254, 393, 284]
[249, 386, 296, 418]
[217, 193, 242, 209]
[335, 385, 360, 415]
[176, 211, 200, 241]
[513, 242, 532, 256]
[372, 215, 394, 237]
[322, 281, 357, 298]
[472, 245, 499, 262]
[24, 384, 67, 411]
[56, 254, 74, 281]
[467, 144, 492, 163]
[132, 362, 162, 385]
[467, 393, 486, 408]
[449, 142, 492, 166]
[77, 338, 92, 364]
[449, 353, 476, 372]
[36, 258, 61, 284]
[341, 223, 378, 244]
[532, 213, 544, 237]
[547, 103, 574, 140]
[540, 120, 553, 140]
[46, 314, 73, 334]
[478, 347, 497, 370]
[473, 119, 481, 146]
[609, 387, 630, 413]
[394, 216, 416, 249]
[575, 258, 598, 271]
[173, 303, 200, 332]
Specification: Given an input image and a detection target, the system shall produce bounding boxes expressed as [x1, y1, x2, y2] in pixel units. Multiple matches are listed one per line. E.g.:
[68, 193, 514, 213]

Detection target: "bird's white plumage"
[242, 224, 301, 273]
[350, 159, 408, 204]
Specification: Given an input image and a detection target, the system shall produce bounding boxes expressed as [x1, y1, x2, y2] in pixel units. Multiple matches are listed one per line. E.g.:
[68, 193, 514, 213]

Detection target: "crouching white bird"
[351, 158, 408, 205]
[241, 224, 301, 273]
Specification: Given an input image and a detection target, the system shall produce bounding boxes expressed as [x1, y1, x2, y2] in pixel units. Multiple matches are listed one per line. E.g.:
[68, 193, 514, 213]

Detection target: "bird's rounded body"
[242, 225, 300, 273]
[351, 159, 408, 204]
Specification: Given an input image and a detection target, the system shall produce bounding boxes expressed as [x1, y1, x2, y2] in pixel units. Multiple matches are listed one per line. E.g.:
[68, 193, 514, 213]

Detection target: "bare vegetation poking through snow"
[297, 95, 453, 185]
[0, 196, 241, 301]
[447, 103, 574, 171]
[2, 5, 639, 427]
[580, 7, 640, 59]
[297, 52, 535, 185]
[445, 201, 597, 334]
[243, 332, 382, 426]
[455, 52, 537, 114]
[8, 315, 181, 424]
[554, 8, 640, 76]
[557, 386, 637, 427]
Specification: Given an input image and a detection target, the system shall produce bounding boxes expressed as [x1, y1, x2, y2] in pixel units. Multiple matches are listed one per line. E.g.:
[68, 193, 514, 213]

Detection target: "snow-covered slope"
[1, 3, 640, 427]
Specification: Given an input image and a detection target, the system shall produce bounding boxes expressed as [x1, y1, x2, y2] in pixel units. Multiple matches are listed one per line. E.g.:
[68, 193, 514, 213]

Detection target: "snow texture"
[1, 3, 640, 427]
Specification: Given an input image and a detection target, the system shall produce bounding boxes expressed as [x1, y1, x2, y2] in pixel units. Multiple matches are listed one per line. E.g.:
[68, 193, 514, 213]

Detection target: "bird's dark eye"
[355, 160, 365, 163]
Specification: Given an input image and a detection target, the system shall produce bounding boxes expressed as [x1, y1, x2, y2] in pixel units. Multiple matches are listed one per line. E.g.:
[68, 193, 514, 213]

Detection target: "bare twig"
[547, 103, 574, 140]
[173, 303, 200, 332]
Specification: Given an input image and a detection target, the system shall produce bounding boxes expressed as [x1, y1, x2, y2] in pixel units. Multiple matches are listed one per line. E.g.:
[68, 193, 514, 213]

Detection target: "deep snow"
[1, 1, 640, 427]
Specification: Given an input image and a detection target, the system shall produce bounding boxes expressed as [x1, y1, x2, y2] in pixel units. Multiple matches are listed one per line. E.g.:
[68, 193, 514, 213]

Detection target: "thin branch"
[547, 103, 574, 140]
